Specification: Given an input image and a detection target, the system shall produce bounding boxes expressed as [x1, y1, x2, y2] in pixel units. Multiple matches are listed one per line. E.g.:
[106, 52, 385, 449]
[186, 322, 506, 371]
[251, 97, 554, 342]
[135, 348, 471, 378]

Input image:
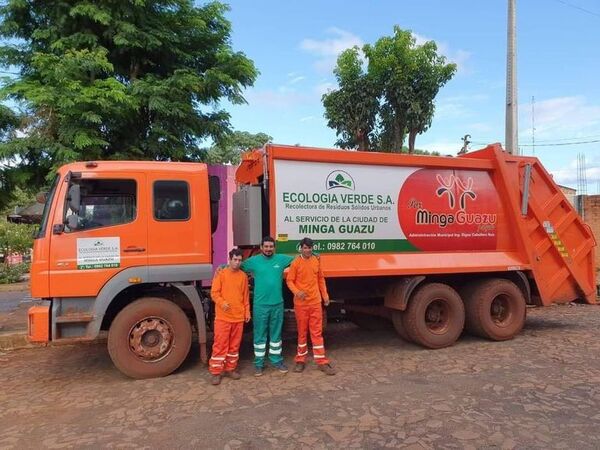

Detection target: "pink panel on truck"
[207, 165, 236, 281]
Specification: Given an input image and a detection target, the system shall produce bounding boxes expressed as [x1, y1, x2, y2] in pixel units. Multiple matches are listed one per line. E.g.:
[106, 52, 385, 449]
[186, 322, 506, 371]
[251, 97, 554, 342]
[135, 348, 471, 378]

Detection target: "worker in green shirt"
[242, 236, 294, 376]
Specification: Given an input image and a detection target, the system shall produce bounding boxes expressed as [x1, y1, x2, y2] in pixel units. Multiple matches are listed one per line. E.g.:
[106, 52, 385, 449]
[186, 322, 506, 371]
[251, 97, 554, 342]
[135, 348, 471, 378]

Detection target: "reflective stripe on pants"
[209, 320, 244, 375]
[294, 303, 329, 365]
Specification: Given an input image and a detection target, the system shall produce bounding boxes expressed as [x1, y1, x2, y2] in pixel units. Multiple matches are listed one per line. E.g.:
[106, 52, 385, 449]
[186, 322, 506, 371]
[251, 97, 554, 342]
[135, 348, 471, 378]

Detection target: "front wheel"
[402, 283, 465, 349]
[108, 297, 192, 379]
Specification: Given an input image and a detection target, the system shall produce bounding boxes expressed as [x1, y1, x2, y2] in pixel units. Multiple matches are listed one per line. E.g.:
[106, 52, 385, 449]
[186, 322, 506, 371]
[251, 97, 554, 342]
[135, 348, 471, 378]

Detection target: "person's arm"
[286, 259, 306, 300]
[317, 259, 330, 306]
[281, 254, 295, 268]
[243, 275, 251, 322]
[241, 256, 253, 274]
[210, 271, 230, 311]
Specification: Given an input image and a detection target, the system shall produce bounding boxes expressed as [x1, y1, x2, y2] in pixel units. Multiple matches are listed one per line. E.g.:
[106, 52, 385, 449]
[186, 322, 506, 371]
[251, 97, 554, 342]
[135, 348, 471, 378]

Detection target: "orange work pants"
[209, 320, 243, 375]
[294, 303, 329, 365]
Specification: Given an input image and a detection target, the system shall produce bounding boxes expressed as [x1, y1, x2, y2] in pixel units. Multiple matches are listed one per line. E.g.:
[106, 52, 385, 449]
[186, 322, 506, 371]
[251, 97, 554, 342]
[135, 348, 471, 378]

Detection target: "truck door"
[146, 174, 210, 266]
[48, 172, 148, 298]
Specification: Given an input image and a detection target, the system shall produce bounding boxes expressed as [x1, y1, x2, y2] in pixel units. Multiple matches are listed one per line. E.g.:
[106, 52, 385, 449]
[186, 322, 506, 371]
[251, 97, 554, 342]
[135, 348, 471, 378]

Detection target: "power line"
[554, 0, 600, 18]
[472, 139, 600, 147]
[534, 133, 600, 142]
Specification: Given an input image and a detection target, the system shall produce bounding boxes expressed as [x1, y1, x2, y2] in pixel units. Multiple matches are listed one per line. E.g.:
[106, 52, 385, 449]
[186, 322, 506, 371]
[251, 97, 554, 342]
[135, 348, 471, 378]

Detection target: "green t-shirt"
[242, 253, 295, 306]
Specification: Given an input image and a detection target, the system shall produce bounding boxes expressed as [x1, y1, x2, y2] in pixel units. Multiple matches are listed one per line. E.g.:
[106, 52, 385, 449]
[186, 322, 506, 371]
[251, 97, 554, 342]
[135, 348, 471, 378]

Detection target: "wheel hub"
[491, 295, 511, 325]
[425, 299, 449, 334]
[129, 317, 174, 361]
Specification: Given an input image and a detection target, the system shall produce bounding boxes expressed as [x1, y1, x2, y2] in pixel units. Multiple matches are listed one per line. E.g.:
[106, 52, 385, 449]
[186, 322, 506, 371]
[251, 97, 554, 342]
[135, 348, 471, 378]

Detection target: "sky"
[220, 0, 600, 194]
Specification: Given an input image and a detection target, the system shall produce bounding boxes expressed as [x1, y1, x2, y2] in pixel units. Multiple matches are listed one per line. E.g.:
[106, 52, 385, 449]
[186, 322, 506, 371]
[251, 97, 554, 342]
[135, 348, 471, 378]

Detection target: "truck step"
[55, 313, 94, 324]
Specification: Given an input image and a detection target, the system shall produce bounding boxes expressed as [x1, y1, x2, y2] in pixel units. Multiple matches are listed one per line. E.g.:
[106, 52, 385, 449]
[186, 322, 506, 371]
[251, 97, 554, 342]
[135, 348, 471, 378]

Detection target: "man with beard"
[242, 236, 294, 376]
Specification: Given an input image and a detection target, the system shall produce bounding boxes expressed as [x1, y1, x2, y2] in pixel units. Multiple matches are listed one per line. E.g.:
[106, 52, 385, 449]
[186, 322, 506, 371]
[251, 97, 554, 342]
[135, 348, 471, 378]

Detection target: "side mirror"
[68, 184, 81, 213]
[36, 191, 48, 204]
[65, 214, 79, 231]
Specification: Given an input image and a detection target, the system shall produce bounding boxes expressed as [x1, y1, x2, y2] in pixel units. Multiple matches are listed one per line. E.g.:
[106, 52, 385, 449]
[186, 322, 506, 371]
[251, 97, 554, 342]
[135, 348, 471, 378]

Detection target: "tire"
[461, 279, 526, 341]
[391, 310, 412, 342]
[108, 297, 192, 379]
[347, 311, 391, 331]
[402, 283, 465, 349]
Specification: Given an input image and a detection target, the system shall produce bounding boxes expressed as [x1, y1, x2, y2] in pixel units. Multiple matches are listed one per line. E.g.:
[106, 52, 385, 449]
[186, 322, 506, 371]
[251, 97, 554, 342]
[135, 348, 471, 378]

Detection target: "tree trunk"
[392, 121, 405, 153]
[356, 128, 369, 151]
[408, 129, 417, 154]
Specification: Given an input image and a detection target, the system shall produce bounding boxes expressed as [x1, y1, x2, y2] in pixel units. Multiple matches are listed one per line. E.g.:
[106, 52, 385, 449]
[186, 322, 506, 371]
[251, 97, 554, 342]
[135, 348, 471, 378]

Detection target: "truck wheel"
[108, 297, 192, 379]
[403, 283, 464, 349]
[391, 311, 412, 342]
[461, 279, 526, 341]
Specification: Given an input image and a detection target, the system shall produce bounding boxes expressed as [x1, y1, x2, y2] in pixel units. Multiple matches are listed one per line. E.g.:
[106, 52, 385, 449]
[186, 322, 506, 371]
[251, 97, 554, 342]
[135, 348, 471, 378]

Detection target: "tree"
[322, 48, 378, 150]
[0, 0, 258, 191]
[323, 26, 456, 153]
[404, 41, 456, 153]
[0, 220, 34, 261]
[204, 131, 272, 164]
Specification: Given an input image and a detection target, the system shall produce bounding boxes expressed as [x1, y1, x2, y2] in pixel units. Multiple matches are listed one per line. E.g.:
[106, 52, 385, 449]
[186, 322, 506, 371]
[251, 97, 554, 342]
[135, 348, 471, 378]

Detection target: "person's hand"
[296, 291, 306, 300]
[323, 298, 330, 306]
[245, 313, 251, 323]
[221, 302, 230, 311]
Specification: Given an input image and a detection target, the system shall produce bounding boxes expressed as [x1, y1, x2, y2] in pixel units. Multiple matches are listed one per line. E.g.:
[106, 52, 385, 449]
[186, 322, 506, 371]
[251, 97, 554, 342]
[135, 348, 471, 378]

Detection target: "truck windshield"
[36, 175, 59, 239]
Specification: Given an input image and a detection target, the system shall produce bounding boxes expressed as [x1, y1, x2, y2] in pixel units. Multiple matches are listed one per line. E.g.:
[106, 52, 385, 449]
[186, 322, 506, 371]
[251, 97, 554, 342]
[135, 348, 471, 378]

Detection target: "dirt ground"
[1, 303, 600, 449]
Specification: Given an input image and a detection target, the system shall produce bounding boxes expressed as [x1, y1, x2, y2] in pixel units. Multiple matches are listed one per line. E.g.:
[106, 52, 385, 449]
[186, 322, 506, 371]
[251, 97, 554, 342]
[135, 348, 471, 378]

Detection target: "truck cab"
[32, 161, 218, 378]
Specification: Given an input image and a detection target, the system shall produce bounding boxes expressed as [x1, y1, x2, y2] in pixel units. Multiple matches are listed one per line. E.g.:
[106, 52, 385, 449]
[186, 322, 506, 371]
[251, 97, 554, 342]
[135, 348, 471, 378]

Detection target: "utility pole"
[505, 0, 519, 155]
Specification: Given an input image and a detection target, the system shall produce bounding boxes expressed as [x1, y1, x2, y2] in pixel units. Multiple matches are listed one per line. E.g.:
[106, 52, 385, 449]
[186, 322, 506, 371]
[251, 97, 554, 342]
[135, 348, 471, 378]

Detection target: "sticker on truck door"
[77, 237, 120, 269]
[274, 160, 499, 253]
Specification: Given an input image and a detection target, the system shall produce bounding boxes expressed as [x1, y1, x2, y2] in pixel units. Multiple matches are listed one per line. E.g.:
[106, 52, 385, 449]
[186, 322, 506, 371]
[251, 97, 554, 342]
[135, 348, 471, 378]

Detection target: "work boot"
[274, 362, 289, 374]
[210, 374, 222, 385]
[225, 370, 241, 380]
[318, 364, 336, 376]
[294, 363, 305, 373]
[254, 366, 264, 377]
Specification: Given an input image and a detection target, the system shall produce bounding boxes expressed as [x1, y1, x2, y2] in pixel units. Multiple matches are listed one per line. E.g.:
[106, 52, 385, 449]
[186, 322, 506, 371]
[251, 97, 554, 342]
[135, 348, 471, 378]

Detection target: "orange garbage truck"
[29, 143, 597, 378]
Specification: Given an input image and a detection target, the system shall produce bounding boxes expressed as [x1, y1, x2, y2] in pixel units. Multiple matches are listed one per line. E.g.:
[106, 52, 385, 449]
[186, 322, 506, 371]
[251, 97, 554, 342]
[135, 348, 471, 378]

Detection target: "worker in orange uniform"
[209, 248, 251, 385]
[286, 237, 336, 375]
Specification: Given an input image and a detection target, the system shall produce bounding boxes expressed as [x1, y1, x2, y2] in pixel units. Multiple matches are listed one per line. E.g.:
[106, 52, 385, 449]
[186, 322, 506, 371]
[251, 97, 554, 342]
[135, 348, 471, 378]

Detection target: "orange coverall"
[209, 267, 250, 375]
[286, 255, 330, 365]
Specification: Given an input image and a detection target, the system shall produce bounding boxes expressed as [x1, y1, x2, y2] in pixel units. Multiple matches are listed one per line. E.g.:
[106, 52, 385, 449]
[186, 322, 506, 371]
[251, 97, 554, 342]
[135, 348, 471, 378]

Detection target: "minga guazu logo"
[415, 174, 497, 228]
[326, 170, 355, 190]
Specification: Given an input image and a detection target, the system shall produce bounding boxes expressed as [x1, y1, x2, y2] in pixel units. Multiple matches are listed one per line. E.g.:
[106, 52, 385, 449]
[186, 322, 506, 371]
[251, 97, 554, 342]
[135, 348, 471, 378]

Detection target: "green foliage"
[323, 26, 456, 153]
[0, 220, 35, 260]
[322, 48, 378, 150]
[0, 0, 258, 192]
[0, 262, 29, 284]
[0, 186, 35, 217]
[203, 131, 271, 164]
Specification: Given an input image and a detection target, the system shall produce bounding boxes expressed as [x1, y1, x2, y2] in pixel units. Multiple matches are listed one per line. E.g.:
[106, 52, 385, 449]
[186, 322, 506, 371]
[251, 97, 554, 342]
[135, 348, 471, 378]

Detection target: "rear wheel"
[461, 279, 526, 341]
[402, 283, 465, 349]
[108, 297, 192, 379]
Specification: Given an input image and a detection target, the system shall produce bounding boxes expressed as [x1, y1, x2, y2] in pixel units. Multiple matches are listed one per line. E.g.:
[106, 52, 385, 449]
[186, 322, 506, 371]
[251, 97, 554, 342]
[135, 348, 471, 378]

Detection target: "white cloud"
[288, 75, 306, 85]
[300, 28, 364, 74]
[300, 116, 315, 122]
[412, 32, 471, 73]
[550, 155, 600, 191]
[520, 96, 600, 140]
